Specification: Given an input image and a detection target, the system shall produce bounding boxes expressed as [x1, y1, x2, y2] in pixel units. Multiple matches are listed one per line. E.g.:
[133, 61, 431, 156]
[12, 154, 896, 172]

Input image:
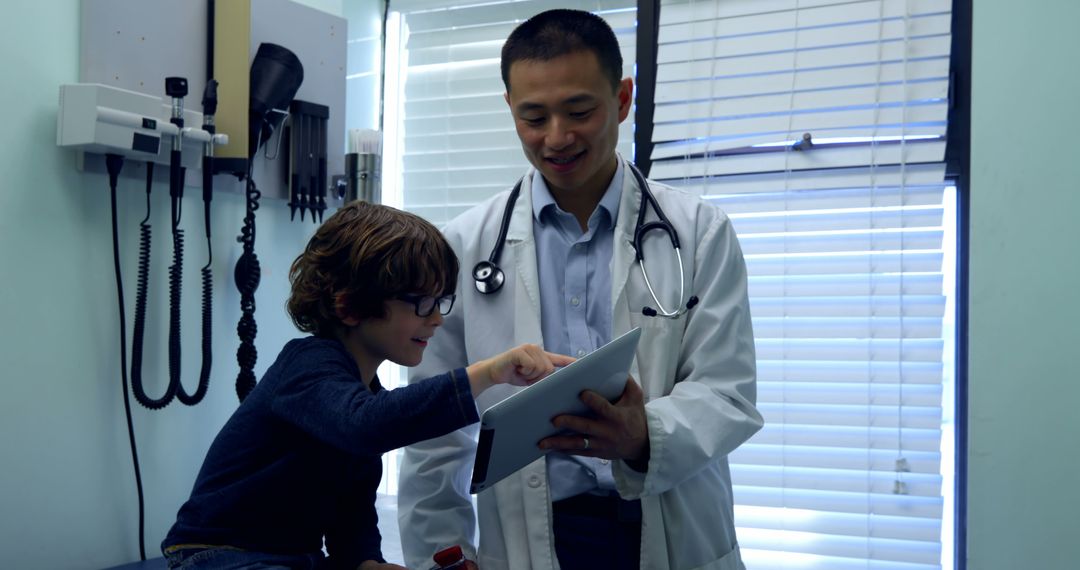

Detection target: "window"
[649, 0, 956, 568]
[384, 0, 638, 227]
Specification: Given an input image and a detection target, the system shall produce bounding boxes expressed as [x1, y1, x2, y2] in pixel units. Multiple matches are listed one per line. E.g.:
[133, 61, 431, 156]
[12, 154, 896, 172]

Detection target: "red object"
[433, 545, 466, 569]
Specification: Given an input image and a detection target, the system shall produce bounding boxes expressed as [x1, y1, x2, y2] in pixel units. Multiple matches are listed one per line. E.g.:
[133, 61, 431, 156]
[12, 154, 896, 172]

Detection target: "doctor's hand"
[466, 344, 576, 396]
[538, 376, 651, 473]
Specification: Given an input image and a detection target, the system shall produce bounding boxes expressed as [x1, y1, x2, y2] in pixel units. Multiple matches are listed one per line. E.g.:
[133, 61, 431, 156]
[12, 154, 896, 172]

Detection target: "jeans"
[163, 545, 326, 570]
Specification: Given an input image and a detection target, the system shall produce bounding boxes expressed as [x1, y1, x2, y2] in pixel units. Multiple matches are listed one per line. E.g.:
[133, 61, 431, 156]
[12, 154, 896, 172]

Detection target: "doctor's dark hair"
[287, 201, 459, 336]
[500, 9, 623, 93]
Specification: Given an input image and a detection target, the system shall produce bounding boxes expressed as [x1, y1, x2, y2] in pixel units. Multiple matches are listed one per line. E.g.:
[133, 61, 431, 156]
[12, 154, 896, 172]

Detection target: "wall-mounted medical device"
[210, 0, 346, 202]
[57, 83, 228, 167]
[58, 76, 228, 411]
[71, 0, 347, 398]
[66, 0, 350, 560]
[76, 0, 346, 203]
[233, 42, 306, 401]
[287, 100, 329, 223]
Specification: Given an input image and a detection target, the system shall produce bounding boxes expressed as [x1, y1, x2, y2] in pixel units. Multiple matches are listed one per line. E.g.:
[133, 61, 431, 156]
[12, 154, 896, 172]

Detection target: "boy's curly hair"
[286, 201, 459, 336]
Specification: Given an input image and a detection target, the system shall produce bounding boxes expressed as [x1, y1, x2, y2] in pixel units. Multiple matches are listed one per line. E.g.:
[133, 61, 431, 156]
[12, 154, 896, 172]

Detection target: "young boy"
[161, 201, 572, 570]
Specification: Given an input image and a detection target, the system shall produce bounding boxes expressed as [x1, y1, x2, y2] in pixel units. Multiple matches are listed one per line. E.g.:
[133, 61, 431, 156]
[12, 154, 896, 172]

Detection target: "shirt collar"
[531, 158, 624, 228]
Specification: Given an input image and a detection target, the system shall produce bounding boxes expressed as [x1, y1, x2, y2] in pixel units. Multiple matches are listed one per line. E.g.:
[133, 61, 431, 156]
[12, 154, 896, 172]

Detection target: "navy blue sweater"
[163, 337, 478, 568]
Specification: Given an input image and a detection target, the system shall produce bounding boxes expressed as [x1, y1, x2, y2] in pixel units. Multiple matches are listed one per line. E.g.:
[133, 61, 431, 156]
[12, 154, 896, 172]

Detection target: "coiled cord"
[234, 173, 261, 402]
[176, 222, 213, 406]
[130, 162, 179, 409]
[130, 159, 213, 409]
[167, 218, 185, 396]
[165, 160, 213, 407]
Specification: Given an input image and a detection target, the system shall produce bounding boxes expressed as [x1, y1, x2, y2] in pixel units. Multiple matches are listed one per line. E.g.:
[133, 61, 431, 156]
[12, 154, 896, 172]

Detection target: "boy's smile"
[339, 299, 443, 384]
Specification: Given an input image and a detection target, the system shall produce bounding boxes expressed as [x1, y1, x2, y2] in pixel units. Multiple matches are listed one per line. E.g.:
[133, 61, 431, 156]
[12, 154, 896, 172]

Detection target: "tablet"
[469, 327, 641, 494]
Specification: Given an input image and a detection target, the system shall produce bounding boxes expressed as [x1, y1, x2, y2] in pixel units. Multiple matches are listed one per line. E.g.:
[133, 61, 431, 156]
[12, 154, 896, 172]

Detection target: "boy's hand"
[466, 344, 575, 395]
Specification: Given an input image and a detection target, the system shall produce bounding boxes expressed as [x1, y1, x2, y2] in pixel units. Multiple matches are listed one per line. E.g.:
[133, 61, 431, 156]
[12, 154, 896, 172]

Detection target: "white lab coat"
[397, 158, 763, 570]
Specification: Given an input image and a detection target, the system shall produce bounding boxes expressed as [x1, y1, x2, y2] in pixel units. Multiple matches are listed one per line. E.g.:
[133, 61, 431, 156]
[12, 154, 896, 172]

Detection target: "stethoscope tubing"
[474, 161, 696, 319]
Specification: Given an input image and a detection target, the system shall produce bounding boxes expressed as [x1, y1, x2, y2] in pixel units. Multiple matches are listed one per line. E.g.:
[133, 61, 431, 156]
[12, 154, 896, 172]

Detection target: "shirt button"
[570, 296, 580, 306]
[528, 475, 542, 488]
[600, 459, 610, 465]
[574, 243, 585, 250]
[577, 349, 586, 357]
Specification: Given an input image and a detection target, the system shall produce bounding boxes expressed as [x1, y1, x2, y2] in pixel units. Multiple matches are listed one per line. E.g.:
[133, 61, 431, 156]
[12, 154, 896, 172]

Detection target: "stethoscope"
[472, 162, 699, 319]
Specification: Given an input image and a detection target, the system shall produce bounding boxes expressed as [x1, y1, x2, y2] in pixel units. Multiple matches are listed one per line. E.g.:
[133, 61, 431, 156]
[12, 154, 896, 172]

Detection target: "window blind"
[651, 1, 954, 569]
[387, 0, 639, 227]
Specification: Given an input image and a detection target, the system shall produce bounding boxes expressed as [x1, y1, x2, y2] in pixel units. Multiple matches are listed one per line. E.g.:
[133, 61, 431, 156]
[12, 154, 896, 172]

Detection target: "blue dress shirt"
[531, 161, 624, 501]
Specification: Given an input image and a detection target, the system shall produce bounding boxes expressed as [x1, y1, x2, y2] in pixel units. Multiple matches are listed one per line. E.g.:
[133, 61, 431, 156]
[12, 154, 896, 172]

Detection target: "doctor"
[398, 9, 763, 570]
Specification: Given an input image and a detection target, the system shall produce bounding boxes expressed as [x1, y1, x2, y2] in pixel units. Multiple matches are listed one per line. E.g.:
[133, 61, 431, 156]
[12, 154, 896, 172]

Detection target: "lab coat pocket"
[690, 544, 744, 570]
[627, 311, 682, 401]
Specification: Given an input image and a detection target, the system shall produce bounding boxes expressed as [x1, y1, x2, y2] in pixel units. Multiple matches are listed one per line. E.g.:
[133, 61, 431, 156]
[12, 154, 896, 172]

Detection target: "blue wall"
[967, 1, 1080, 568]
[0, 1, 383, 567]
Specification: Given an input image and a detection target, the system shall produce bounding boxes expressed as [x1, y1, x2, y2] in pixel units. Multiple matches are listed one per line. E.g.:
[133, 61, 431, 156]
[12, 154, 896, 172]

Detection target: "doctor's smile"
[545, 149, 586, 171]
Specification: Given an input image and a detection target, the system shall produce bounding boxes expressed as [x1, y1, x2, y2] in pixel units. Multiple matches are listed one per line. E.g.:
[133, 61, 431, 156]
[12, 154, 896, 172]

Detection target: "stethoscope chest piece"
[473, 260, 505, 294]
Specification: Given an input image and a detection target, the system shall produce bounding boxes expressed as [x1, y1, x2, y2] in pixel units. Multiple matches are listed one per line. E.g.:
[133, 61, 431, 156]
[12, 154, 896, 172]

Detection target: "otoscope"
[166, 77, 187, 400]
[166, 77, 187, 228]
[173, 78, 219, 406]
[130, 77, 191, 409]
[201, 80, 218, 236]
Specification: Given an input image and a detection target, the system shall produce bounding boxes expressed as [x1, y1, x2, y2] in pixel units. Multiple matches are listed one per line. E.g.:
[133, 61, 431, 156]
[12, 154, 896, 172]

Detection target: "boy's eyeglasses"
[396, 293, 456, 317]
